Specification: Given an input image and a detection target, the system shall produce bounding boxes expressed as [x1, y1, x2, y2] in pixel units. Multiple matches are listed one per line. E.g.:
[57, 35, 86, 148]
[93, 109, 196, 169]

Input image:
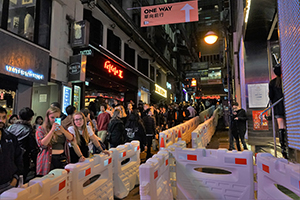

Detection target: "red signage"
[141, 0, 198, 27]
[104, 61, 123, 79]
[252, 110, 269, 130]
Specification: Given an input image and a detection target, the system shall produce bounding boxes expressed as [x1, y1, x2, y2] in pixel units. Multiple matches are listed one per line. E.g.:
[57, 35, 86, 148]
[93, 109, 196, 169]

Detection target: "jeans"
[232, 130, 247, 151]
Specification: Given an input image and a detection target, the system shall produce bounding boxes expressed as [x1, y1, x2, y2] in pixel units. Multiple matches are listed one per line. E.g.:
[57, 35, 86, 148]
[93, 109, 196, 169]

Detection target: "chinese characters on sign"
[141, 0, 198, 27]
[104, 61, 124, 79]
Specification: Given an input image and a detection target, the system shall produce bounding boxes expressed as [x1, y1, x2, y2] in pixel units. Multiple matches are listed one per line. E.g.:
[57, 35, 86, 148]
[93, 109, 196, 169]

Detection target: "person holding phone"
[36, 106, 85, 176]
[68, 112, 110, 163]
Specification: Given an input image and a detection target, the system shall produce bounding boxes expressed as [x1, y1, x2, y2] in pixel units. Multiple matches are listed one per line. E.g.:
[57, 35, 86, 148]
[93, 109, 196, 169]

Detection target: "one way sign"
[141, 0, 198, 27]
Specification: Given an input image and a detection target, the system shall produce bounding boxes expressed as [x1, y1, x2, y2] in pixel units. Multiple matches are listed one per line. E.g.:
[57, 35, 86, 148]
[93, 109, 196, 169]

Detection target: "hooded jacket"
[7, 120, 38, 159]
[0, 128, 23, 185]
[107, 117, 126, 147]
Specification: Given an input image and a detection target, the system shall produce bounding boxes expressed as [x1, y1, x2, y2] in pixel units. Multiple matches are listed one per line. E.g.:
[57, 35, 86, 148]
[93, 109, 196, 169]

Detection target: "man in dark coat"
[0, 106, 23, 194]
[231, 102, 248, 151]
[142, 108, 156, 159]
[8, 107, 38, 182]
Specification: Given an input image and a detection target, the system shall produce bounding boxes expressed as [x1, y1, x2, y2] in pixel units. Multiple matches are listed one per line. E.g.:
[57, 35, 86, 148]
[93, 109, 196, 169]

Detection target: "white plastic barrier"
[65, 153, 113, 200]
[191, 123, 207, 148]
[174, 148, 254, 200]
[1, 169, 71, 200]
[257, 153, 300, 200]
[110, 141, 140, 199]
[165, 141, 186, 199]
[199, 106, 215, 123]
[139, 150, 173, 200]
[159, 116, 199, 149]
[192, 116, 215, 148]
[159, 129, 174, 150]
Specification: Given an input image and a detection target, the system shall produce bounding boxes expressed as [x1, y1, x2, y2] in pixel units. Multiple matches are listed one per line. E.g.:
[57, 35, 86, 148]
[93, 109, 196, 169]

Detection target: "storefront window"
[84, 9, 103, 47]
[7, 0, 36, 41]
[107, 29, 121, 57]
[125, 43, 135, 67]
[138, 55, 148, 77]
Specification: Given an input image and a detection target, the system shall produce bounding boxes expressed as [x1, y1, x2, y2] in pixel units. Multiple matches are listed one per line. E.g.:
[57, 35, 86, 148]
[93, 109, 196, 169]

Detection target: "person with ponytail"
[269, 63, 287, 159]
[36, 106, 84, 176]
[68, 112, 109, 163]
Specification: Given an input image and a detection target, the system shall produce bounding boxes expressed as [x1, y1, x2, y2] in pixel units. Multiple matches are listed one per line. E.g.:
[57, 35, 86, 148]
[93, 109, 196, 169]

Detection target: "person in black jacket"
[7, 107, 39, 183]
[167, 104, 175, 128]
[269, 64, 287, 158]
[125, 109, 146, 151]
[174, 103, 184, 125]
[0, 106, 23, 194]
[107, 109, 126, 148]
[231, 102, 247, 151]
[142, 108, 156, 159]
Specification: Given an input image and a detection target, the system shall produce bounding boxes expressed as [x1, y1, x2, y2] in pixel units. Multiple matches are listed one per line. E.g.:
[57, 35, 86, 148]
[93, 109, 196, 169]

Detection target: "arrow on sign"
[181, 3, 194, 22]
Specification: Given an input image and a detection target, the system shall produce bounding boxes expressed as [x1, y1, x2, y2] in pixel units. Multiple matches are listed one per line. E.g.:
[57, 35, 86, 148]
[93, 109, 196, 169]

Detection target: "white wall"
[50, 0, 83, 83]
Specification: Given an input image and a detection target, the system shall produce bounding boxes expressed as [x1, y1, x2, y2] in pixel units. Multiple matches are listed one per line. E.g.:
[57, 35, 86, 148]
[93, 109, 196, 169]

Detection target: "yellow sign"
[191, 78, 197, 87]
[155, 84, 167, 98]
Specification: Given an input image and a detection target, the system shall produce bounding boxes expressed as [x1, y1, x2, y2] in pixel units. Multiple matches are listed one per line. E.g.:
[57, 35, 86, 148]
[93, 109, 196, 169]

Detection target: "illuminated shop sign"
[141, 86, 150, 93]
[62, 86, 72, 115]
[5, 65, 44, 80]
[104, 61, 124, 79]
[155, 84, 167, 98]
[191, 78, 197, 87]
[166, 82, 172, 89]
[80, 49, 93, 56]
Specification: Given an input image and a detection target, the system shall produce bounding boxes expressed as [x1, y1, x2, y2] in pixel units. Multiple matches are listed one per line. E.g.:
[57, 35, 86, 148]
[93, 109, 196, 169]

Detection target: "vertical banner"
[252, 110, 269, 130]
[141, 0, 198, 27]
[62, 86, 72, 115]
[73, 85, 81, 111]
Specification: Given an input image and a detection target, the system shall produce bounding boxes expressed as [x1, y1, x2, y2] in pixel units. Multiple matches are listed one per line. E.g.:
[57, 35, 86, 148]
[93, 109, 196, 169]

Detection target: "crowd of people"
[0, 98, 215, 195]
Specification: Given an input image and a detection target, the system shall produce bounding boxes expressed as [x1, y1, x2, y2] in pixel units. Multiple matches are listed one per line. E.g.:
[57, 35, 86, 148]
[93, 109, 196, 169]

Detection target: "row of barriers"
[140, 143, 300, 200]
[0, 141, 140, 200]
[192, 107, 220, 148]
[159, 116, 200, 149]
[159, 106, 217, 150]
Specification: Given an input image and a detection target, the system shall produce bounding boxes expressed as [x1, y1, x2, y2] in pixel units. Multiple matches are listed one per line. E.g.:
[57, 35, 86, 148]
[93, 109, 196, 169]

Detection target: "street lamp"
[204, 31, 218, 44]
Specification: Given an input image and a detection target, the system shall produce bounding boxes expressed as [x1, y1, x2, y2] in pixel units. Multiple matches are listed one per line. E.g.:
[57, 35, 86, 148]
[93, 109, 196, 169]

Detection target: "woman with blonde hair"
[68, 112, 109, 163]
[36, 106, 84, 176]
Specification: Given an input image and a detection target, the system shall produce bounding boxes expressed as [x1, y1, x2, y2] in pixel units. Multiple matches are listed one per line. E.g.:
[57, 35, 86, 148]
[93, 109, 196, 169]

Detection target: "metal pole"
[225, 28, 232, 144]
[272, 107, 277, 157]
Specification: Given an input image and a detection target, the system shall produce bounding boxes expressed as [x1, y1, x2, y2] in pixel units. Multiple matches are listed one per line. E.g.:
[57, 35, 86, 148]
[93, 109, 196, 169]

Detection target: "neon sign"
[191, 78, 197, 87]
[104, 61, 123, 79]
[166, 82, 172, 89]
[155, 84, 167, 98]
[5, 65, 44, 80]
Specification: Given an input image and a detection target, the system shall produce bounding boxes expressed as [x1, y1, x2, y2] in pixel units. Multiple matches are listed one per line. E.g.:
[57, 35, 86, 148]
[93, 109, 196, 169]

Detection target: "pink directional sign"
[141, 0, 198, 27]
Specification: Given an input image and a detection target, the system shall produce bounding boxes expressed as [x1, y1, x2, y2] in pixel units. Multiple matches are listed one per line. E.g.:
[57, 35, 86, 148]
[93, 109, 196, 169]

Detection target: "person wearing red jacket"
[97, 104, 111, 146]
